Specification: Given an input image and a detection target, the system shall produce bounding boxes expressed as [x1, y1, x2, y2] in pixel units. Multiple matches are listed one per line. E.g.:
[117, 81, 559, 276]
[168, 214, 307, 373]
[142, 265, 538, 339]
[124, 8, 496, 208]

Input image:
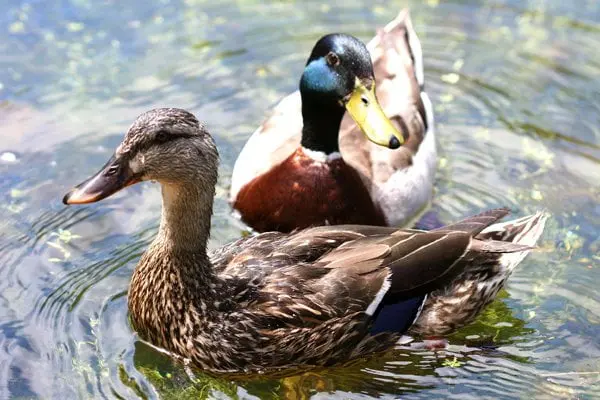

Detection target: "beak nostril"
[361, 96, 369, 105]
[388, 136, 401, 149]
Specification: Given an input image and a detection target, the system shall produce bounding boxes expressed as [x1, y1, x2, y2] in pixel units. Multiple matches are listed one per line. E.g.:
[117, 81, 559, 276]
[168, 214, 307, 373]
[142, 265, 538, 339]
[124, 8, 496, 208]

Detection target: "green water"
[1, 0, 599, 398]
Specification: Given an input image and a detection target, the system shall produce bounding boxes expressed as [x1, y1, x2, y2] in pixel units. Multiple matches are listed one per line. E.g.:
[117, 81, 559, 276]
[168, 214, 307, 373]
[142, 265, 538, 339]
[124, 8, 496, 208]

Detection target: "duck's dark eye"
[106, 163, 120, 176]
[325, 52, 340, 67]
[155, 130, 170, 143]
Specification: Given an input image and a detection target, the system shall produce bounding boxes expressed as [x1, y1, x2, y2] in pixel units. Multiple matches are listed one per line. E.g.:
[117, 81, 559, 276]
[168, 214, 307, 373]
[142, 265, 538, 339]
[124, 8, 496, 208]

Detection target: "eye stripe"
[155, 130, 171, 143]
[126, 130, 196, 159]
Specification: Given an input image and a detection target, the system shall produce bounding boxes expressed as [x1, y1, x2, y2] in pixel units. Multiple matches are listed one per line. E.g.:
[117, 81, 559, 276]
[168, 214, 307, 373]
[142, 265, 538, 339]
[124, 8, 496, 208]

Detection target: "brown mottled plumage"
[63, 108, 547, 374]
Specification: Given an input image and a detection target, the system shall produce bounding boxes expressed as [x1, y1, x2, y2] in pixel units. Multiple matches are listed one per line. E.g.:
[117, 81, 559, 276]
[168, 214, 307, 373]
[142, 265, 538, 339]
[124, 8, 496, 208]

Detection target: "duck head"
[63, 108, 218, 205]
[299, 33, 403, 151]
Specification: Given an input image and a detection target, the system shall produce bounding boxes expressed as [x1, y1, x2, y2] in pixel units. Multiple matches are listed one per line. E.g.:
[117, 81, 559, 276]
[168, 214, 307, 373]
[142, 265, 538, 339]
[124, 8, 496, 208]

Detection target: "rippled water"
[1, 0, 599, 398]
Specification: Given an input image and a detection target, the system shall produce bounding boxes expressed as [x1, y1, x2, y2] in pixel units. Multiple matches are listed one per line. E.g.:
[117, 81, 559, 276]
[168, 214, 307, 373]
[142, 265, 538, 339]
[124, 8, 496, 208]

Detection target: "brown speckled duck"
[230, 10, 436, 233]
[63, 108, 547, 374]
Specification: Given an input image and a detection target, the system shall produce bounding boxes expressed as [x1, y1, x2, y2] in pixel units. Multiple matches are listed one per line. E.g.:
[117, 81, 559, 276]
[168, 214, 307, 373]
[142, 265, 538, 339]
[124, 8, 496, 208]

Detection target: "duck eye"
[106, 163, 120, 176]
[325, 52, 340, 67]
[155, 130, 170, 143]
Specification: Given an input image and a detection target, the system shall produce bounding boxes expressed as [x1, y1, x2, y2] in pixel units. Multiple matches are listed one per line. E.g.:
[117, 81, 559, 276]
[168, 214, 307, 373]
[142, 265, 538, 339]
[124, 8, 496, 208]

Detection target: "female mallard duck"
[63, 108, 546, 373]
[230, 10, 435, 233]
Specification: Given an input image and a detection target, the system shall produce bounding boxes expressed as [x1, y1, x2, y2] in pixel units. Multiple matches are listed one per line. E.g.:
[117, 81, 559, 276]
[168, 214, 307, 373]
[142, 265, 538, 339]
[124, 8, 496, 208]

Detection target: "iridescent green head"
[299, 34, 403, 153]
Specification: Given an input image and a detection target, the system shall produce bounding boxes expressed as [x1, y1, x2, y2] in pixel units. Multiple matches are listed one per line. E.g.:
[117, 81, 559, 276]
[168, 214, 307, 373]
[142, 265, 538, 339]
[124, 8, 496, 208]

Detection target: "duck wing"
[317, 229, 471, 299]
[219, 226, 472, 328]
[215, 208, 542, 345]
[212, 225, 398, 276]
[339, 9, 432, 185]
[337, 10, 437, 227]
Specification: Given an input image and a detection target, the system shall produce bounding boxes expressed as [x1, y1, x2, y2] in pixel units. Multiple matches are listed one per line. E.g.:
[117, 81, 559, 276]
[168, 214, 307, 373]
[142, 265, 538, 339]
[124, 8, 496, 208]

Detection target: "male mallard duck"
[230, 10, 435, 233]
[63, 108, 546, 373]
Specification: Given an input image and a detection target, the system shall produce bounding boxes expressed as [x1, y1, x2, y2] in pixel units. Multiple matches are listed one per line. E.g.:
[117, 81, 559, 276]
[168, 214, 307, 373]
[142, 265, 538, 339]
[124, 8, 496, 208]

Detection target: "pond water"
[1, 0, 599, 398]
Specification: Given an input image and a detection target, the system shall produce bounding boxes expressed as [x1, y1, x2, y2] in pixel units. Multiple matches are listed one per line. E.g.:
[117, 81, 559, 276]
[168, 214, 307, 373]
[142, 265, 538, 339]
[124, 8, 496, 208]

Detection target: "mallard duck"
[230, 10, 435, 233]
[62, 108, 546, 373]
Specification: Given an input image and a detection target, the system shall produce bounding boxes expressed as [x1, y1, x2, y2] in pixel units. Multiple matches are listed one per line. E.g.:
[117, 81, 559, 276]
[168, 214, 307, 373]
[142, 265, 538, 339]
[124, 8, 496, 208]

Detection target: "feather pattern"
[409, 211, 548, 336]
[127, 209, 547, 373]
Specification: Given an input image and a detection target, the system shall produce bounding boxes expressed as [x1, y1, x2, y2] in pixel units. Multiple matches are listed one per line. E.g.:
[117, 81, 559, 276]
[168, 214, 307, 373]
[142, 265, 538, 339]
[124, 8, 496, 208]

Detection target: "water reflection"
[1, 0, 599, 398]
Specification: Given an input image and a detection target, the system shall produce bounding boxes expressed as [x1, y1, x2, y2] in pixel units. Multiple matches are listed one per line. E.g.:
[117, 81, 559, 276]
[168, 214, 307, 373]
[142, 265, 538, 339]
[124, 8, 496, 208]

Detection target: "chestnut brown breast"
[233, 148, 386, 232]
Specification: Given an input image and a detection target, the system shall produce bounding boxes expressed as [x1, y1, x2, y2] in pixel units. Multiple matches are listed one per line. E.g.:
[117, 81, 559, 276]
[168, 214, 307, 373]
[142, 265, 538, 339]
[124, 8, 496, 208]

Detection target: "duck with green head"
[230, 10, 435, 233]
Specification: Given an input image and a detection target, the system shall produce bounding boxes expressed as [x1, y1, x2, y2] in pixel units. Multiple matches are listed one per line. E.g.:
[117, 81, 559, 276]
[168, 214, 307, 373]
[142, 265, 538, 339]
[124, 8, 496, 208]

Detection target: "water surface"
[1, 0, 599, 398]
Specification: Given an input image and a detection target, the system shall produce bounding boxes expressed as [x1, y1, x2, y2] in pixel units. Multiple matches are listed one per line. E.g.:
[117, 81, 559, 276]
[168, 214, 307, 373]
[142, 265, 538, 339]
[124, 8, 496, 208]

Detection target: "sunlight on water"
[0, 0, 599, 398]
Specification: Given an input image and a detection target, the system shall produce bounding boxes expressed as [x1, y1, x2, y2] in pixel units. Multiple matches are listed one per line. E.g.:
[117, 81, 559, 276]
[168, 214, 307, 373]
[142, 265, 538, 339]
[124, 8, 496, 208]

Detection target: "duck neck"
[300, 94, 344, 155]
[156, 181, 214, 257]
[128, 149, 225, 354]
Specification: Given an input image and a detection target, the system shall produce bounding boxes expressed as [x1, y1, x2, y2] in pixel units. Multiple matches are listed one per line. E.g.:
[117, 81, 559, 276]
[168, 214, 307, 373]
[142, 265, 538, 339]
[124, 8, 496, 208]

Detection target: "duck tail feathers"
[480, 211, 548, 274]
[385, 10, 424, 88]
[433, 207, 511, 236]
[478, 211, 548, 247]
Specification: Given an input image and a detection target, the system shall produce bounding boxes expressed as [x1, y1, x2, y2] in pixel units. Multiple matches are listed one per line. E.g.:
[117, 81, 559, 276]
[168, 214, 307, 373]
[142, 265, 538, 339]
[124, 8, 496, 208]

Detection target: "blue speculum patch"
[369, 295, 427, 335]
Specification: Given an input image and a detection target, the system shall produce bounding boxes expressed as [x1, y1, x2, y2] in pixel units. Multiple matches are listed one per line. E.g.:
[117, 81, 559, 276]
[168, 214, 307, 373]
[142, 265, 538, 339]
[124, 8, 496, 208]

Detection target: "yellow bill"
[344, 78, 404, 149]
